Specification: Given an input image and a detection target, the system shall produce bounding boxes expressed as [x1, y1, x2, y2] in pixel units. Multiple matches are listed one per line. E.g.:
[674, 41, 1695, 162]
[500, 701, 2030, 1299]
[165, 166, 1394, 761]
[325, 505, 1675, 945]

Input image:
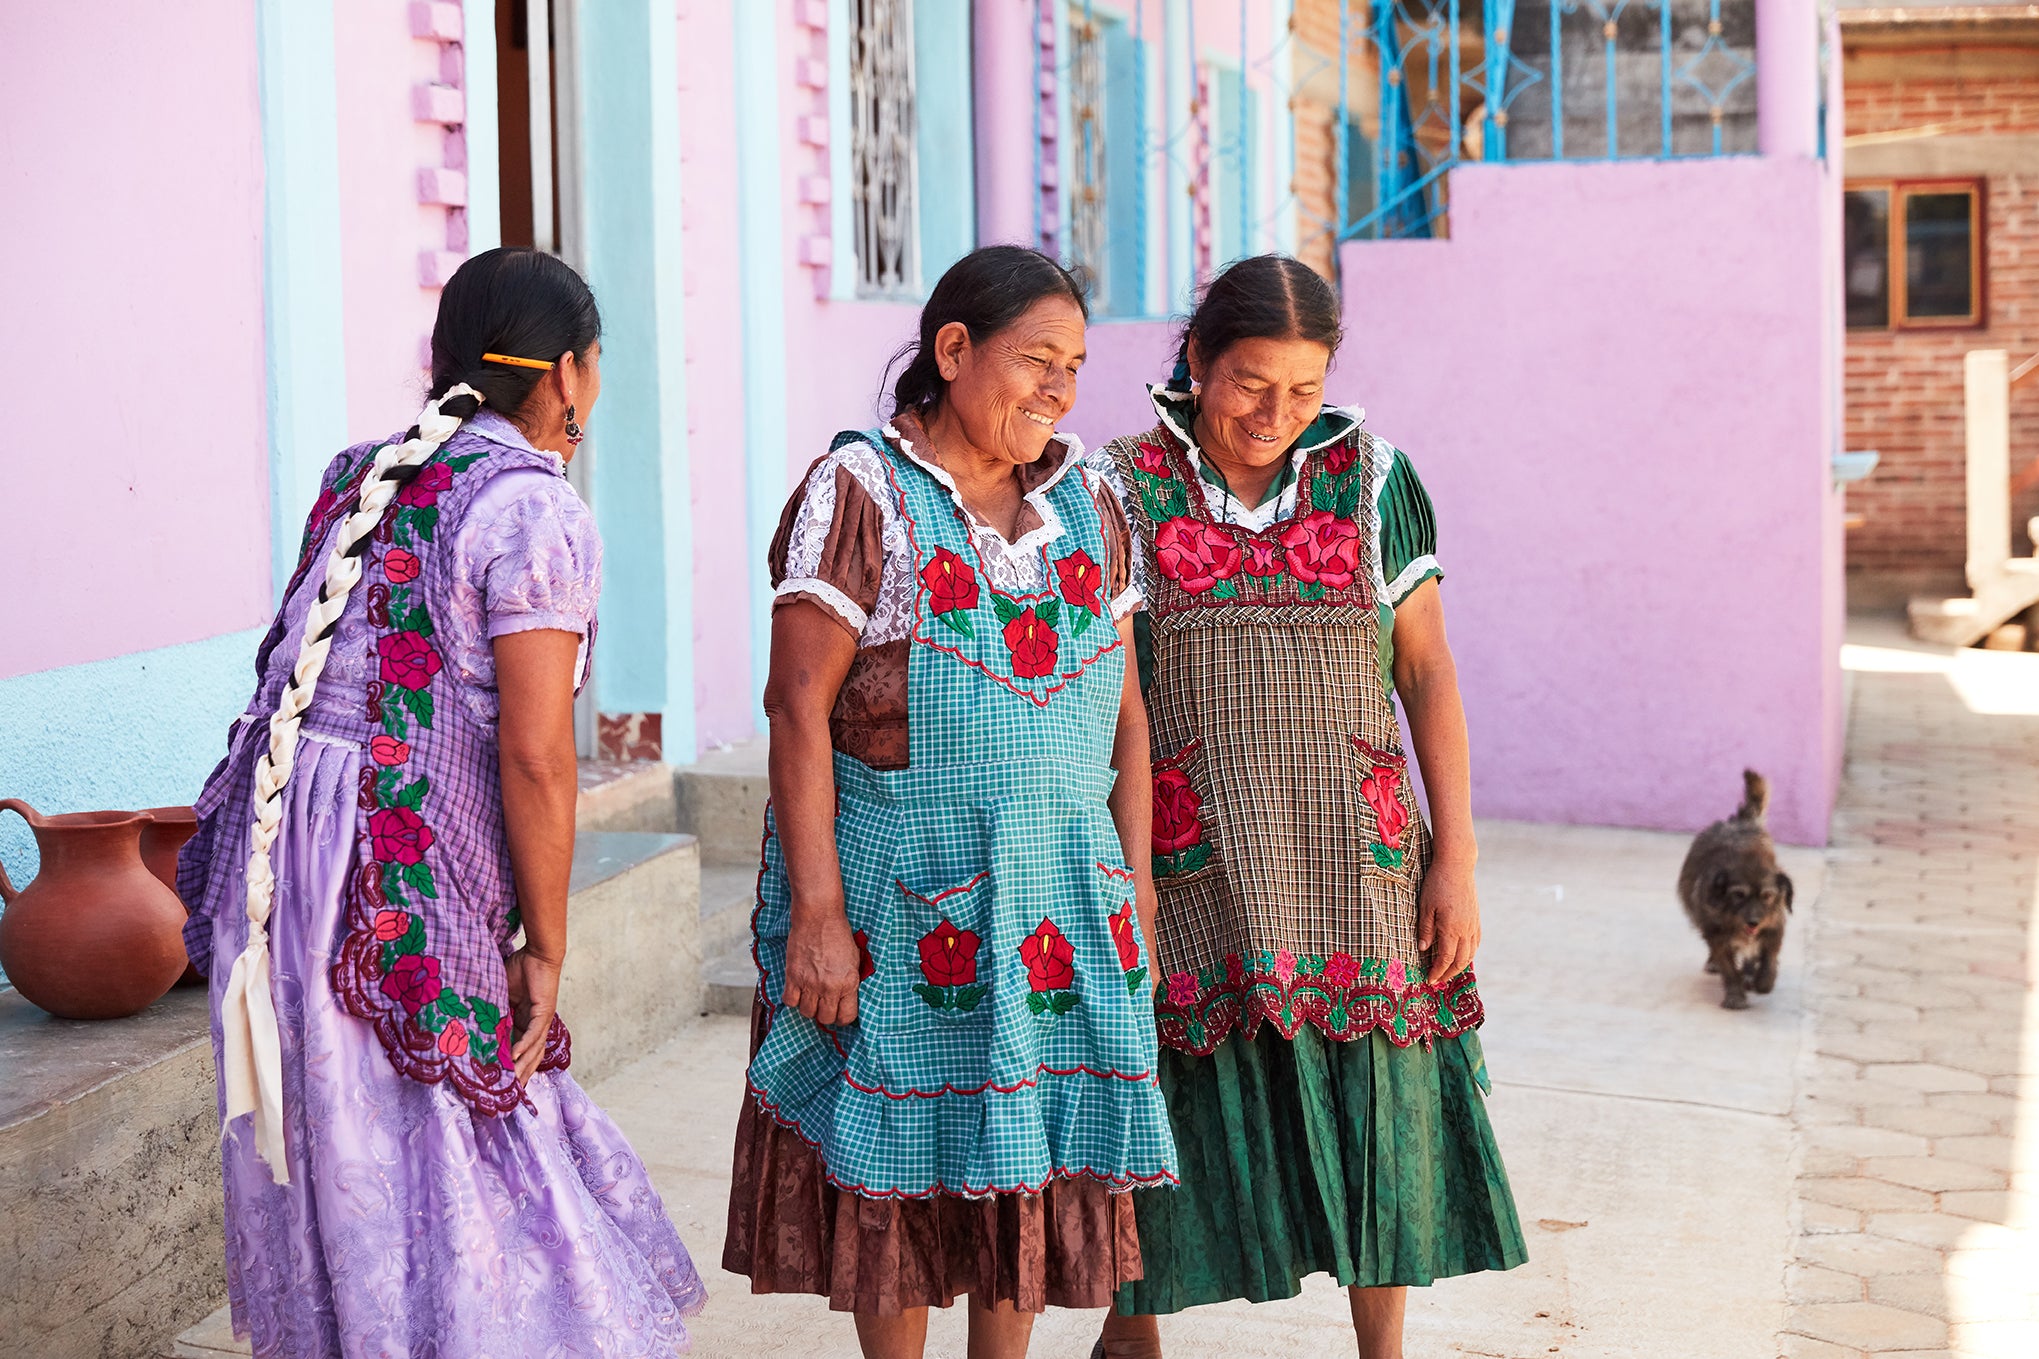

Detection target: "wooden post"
[1965, 349, 2011, 590]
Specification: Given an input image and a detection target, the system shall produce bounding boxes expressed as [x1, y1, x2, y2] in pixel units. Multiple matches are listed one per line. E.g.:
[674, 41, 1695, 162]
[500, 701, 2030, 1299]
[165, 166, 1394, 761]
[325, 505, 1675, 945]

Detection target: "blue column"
[577, 0, 696, 762]
[462, 0, 501, 255]
[256, 0, 347, 594]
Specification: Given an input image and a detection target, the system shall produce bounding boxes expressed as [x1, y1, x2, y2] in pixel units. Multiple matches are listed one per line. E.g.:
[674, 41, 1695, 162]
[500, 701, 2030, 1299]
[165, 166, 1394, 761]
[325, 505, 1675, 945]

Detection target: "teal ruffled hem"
[1116, 1026, 1527, 1314]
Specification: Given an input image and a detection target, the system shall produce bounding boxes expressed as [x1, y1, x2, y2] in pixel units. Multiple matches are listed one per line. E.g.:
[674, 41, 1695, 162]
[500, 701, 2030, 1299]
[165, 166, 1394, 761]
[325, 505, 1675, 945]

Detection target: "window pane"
[1905, 192, 1975, 319]
[1844, 189, 1890, 329]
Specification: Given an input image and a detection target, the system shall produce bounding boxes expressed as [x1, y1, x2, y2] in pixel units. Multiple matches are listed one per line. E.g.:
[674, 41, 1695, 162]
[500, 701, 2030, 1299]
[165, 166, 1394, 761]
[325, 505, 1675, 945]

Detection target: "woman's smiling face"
[1189, 334, 1332, 469]
[936, 294, 1088, 465]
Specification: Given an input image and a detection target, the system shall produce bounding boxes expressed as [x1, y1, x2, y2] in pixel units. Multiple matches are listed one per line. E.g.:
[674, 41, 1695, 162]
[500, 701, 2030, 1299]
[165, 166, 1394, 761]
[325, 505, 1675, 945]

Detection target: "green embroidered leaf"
[394, 517, 415, 549]
[379, 941, 397, 973]
[1209, 577, 1240, 601]
[1328, 1003, 1350, 1028]
[1034, 598, 1060, 628]
[1149, 855, 1172, 880]
[437, 992, 471, 1022]
[394, 776, 429, 810]
[381, 705, 409, 742]
[505, 906, 522, 935]
[1298, 581, 1328, 602]
[1068, 607, 1093, 638]
[376, 767, 401, 803]
[1049, 991, 1080, 1014]
[394, 916, 427, 957]
[402, 860, 438, 901]
[1309, 472, 1340, 509]
[1136, 476, 1189, 522]
[990, 595, 1022, 626]
[951, 983, 988, 1012]
[414, 506, 441, 543]
[1025, 991, 1050, 1016]
[935, 609, 975, 639]
[913, 983, 950, 1011]
[1370, 844, 1405, 871]
[1175, 843, 1212, 875]
[444, 452, 487, 472]
[409, 686, 436, 730]
[1124, 967, 1148, 996]
[406, 606, 435, 639]
[415, 999, 452, 1034]
[470, 1036, 499, 1064]
[468, 997, 503, 1033]
[382, 862, 408, 906]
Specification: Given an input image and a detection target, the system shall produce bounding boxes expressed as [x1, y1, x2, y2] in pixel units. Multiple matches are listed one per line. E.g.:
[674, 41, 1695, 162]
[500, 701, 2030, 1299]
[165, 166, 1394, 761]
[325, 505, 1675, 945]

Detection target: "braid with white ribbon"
[218, 385, 483, 1184]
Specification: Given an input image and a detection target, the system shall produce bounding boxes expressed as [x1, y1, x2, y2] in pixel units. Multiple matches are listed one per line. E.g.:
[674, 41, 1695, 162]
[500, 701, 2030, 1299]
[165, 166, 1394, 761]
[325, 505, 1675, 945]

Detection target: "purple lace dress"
[180, 414, 704, 1358]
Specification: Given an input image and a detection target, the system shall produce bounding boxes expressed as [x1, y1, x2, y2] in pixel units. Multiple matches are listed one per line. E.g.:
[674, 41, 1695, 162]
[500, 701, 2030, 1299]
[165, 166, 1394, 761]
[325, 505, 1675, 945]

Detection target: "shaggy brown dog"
[1678, 770, 1793, 1010]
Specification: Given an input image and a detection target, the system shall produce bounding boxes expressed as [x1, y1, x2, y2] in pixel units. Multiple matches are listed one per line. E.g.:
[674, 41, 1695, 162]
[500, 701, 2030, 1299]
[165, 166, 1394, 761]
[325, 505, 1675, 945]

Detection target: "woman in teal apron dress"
[723, 246, 1178, 1359]
[1088, 256, 1526, 1359]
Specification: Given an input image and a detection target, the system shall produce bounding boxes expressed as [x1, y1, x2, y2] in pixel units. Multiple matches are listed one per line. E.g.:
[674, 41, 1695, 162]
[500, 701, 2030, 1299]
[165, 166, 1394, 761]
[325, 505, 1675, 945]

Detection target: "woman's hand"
[1417, 856, 1481, 983]
[781, 897, 864, 1027]
[505, 946, 564, 1084]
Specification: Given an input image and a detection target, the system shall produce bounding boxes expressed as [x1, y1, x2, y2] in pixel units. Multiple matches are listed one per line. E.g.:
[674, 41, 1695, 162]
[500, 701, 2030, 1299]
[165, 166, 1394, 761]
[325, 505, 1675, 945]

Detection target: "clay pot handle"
[0, 799, 40, 904]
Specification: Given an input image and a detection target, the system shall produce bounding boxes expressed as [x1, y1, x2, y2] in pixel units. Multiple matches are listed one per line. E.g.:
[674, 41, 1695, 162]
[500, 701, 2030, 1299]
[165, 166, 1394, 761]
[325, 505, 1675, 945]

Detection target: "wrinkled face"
[938, 294, 1087, 465]
[572, 341, 603, 421]
[1189, 334, 1331, 470]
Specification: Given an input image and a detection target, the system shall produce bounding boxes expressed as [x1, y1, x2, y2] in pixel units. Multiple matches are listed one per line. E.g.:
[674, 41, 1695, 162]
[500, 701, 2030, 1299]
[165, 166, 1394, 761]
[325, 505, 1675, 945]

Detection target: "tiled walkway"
[1780, 624, 2039, 1358]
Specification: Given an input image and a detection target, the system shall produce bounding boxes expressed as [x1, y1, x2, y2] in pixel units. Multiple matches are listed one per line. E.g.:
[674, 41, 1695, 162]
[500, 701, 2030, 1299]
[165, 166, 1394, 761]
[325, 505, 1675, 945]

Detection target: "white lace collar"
[881, 421, 1088, 558]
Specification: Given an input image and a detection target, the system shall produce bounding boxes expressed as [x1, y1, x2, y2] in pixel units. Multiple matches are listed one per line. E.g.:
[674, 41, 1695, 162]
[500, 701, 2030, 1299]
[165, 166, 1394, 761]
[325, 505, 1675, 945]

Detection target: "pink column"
[1756, 0, 1818, 158]
[974, 0, 1038, 245]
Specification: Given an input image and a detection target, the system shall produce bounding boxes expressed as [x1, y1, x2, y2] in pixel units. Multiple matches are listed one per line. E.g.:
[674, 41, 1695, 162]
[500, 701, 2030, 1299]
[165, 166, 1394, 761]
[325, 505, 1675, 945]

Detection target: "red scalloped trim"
[898, 871, 992, 908]
[1095, 861, 1134, 882]
[840, 1059, 1155, 1102]
[744, 1079, 1180, 1200]
[1154, 967, 1484, 1057]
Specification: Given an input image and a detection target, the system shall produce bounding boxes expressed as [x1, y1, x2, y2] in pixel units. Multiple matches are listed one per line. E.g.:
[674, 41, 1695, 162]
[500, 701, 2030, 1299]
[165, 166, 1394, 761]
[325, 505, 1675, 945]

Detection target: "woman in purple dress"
[177, 248, 704, 1357]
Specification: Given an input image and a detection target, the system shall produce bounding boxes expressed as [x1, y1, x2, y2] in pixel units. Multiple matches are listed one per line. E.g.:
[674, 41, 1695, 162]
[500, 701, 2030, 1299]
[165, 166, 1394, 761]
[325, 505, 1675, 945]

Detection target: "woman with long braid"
[177, 248, 704, 1357]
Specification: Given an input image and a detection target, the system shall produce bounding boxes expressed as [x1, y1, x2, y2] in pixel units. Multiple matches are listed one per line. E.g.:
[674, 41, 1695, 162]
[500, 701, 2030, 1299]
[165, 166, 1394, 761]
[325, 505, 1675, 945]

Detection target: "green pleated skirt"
[1115, 1026, 1528, 1315]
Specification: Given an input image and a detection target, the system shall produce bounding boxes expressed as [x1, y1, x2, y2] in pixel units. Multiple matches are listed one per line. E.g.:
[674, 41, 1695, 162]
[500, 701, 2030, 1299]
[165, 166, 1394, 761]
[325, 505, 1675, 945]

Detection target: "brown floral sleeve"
[1091, 477, 1139, 620]
[767, 458, 887, 638]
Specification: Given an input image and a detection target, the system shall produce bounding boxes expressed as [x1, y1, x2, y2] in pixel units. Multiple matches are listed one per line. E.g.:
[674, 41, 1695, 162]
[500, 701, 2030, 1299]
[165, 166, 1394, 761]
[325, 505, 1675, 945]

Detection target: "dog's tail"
[1735, 769, 1770, 824]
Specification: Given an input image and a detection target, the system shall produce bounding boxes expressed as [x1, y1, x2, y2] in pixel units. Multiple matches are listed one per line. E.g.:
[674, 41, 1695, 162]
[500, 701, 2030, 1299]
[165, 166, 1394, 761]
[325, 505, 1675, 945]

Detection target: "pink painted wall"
[332, 2, 447, 441]
[678, 1, 759, 747]
[1068, 321, 1179, 449]
[1337, 158, 1842, 846]
[0, 4, 269, 679]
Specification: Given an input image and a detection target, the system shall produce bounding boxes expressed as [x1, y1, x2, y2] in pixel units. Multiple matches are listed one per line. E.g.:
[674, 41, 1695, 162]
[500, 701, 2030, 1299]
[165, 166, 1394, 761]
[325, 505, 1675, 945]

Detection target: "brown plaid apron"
[1106, 419, 1482, 1056]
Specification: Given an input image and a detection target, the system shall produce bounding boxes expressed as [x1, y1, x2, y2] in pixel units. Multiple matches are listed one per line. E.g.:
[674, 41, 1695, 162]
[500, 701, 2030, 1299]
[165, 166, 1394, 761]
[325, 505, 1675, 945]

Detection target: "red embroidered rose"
[1055, 550, 1103, 613]
[1324, 440, 1358, 476]
[384, 548, 422, 584]
[368, 805, 435, 865]
[1154, 518, 1242, 594]
[1020, 918, 1076, 992]
[917, 919, 980, 987]
[1224, 953, 1245, 986]
[1241, 537, 1284, 577]
[1322, 951, 1362, 988]
[1280, 510, 1362, 590]
[495, 1016, 515, 1067]
[1165, 972, 1199, 1006]
[438, 1019, 469, 1056]
[854, 928, 876, 981]
[1108, 903, 1140, 972]
[920, 547, 980, 615]
[395, 462, 453, 507]
[1132, 441, 1173, 478]
[1360, 764, 1410, 849]
[373, 909, 411, 943]
[369, 734, 411, 767]
[1273, 949, 1298, 988]
[380, 952, 443, 1015]
[377, 632, 443, 691]
[1151, 768, 1205, 854]
[1003, 607, 1059, 679]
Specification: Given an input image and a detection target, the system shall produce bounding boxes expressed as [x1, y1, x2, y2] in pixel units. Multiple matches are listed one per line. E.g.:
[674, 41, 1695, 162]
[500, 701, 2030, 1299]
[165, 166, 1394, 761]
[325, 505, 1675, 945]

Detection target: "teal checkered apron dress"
[744, 431, 1181, 1200]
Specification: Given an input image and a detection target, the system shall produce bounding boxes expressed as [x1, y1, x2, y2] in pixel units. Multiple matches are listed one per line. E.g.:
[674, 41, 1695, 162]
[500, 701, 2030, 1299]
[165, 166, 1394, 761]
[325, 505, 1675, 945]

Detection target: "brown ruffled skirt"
[722, 1004, 1144, 1314]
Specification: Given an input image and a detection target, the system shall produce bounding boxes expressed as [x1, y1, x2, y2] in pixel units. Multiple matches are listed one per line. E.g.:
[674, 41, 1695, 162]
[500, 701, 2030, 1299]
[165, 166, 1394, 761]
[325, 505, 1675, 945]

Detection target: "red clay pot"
[0, 799, 188, 1019]
[137, 806, 204, 988]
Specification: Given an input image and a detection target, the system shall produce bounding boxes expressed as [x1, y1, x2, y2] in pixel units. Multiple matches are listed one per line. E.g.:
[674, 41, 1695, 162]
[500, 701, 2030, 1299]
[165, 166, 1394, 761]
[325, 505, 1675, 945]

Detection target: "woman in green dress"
[1087, 255, 1526, 1358]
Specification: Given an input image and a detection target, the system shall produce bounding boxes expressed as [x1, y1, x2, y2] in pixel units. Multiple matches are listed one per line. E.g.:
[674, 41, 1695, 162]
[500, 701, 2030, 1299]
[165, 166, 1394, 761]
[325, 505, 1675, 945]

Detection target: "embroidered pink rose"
[1386, 958, 1408, 990]
[369, 734, 411, 767]
[1360, 764, 1410, 849]
[495, 1016, 515, 1067]
[438, 1019, 469, 1057]
[1003, 607, 1060, 680]
[1132, 441, 1172, 478]
[1324, 440, 1358, 476]
[1151, 768, 1205, 854]
[395, 462, 453, 507]
[1323, 951, 1362, 988]
[1241, 538, 1284, 577]
[372, 909, 411, 943]
[368, 805, 435, 865]
[377, 631, 443, 691]
[1154, 518, 1242, 594]
[1280, 510, 1362, 591]
[1166, 972, 1200, 1006]
[384, 548, 422, 584]
[380, 953, 443, 1015]
[1273, 949, 1298, 988]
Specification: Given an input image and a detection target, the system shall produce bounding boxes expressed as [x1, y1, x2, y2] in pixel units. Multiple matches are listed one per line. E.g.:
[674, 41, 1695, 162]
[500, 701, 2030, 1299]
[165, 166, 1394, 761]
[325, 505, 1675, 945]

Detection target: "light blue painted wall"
[914, 0, 977, 286]
[578, 0, 696, 761]
[734, 2, 789, 715]
[462, 0, 501, 256]
[0, 630, 264, 887]
[1101, 14, 1143, 317]
[256, 0, 348, 596]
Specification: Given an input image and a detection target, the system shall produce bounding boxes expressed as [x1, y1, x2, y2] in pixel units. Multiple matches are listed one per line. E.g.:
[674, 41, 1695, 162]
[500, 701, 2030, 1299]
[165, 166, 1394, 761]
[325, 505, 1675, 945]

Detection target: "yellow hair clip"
[481, 352, 555, 371]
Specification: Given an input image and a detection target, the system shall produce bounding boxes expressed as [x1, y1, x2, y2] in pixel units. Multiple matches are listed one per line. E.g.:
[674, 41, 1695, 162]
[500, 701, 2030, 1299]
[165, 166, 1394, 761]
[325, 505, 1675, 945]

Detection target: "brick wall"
[1844, 72, 2039, 579]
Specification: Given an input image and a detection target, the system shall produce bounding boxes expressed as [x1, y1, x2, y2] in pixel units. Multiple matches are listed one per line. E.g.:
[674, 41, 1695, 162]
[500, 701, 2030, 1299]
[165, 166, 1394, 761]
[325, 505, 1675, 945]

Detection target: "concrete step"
[672, 738, 768, 867]
[575, 759, 677, 833]
[1908, 557, 2039, 647]
[703, 944, 760, 1017]
[699, 863, 759, 959]
[561, 831, 701, 1088]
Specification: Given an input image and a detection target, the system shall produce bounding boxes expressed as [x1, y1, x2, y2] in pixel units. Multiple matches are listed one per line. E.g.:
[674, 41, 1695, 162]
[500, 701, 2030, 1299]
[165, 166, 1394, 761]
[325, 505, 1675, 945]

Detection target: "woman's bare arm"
[1390, 580, 1481, 983]
[1107, 615, 1160, 958]
[494, 627, 582, 1081]
[763, 602, 864, 1027]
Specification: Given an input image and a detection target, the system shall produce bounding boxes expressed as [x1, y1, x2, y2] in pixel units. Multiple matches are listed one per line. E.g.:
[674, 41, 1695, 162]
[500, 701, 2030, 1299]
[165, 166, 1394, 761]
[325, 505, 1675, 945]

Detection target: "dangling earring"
[563, 404, 584, 447]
